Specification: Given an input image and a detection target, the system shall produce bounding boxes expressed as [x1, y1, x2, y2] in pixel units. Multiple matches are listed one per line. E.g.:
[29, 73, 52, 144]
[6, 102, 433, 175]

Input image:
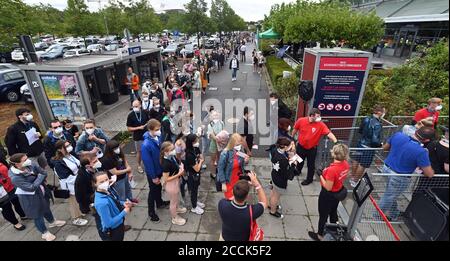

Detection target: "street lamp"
[88, 0, 110, 36]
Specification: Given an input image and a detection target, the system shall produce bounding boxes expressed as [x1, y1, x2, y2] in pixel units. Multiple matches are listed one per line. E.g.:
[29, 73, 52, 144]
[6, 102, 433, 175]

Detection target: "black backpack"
[298, 81, 314, 101]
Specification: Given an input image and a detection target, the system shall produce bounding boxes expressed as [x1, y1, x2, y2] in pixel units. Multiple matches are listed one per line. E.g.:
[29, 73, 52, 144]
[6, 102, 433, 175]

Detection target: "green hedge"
[266, 56, 294, 83]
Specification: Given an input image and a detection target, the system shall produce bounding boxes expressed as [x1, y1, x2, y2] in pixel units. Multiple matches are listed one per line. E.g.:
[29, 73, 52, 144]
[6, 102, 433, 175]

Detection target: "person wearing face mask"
[402, 117, 434, 140]
[217, 134, 250, 200]
[184, 134, 206, 215]
[269, 137, 298, 219]
[127, 100, 150, 174]
[43, 120, 76, 170]
[160, 142, 188, 226]
[142, 119, 170, 223]
[237, 107, 256, 155]
[161, 109, 177, 143]
[170, 83, 186, 105]
[75, 119, 109, 158]
[229, 55, 239, 82]
[148, 98, 166, 123]
[141, 91, 153, 112]
[378, 127, 436, 221]
[75, 154, 101, 215]
[350, 105, 386, 187]
[51, 140, 88, 227]
[5, 108, 47, 169]
[193, 67, 202, 91]
[101, 140, 135, 203]
[149, 80, 165, 104]
[179, 71, 192, 103]
[207, 111, 225, 173]
[93, 171, 134, 241]
[125, 67, 140, 106]
[9, 153, 66, 241]
[292, 108, 338, 186]
[269, 93, 292, 144]
[413, 97, 443, 128]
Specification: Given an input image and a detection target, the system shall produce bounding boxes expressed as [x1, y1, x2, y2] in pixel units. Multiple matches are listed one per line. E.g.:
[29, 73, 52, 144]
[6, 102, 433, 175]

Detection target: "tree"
[65, 0, 101, 46]
[123, 0, 162, 41]
[103, 0, 128, 37]
[183, 0, 209, 46]
[0, 0, 30, 51]
[210, 0, 246, 34]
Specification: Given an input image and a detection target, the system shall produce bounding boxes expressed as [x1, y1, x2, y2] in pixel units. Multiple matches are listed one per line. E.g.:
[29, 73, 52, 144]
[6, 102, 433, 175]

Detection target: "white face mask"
[234, 145, 242, 151]
[93, 161, 102, 169]
[133, 107, 141, 113]
[168, 150, 177, 156]
[55, 126, 64, 134]
[151, 89, 157, 93]
[213, 119, 220, 124]
[436, 105, 443, 111]
[193, 142, 200, 148]
[270, 100, 277, 105]
[315, 116, 322, 122]
[66, 146, 73, 153]
[153, 130, 161, 137]
[114, 148, 121, 154]
[22, 159, 32, 168]
[25, 114, 33, 121]
[287, 125, 292, 131]
[97, 181, 110, 191]
[143, 97, 149, 102]
[85, 128, 95, 135]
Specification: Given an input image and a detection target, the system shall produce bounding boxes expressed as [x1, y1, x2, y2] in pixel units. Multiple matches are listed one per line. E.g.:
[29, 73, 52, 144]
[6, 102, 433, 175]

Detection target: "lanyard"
[134, 111, 142, 123]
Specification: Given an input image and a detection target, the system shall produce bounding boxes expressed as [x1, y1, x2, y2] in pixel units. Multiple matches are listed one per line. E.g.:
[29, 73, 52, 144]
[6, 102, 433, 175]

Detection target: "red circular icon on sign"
[318, 103, 326, 110]
[327, 104, 334, 111]
[335, 104, 343, 111]
[344, 104, 352, 111]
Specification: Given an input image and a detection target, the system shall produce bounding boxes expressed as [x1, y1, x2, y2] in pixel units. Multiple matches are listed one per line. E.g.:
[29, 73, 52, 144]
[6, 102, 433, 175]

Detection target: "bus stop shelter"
[18, 47, 163, 128]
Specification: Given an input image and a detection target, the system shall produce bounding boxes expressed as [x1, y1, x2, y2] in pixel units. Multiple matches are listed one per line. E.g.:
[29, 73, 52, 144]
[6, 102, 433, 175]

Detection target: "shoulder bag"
[51, 168, 70, 200]
[249, 205, 264, 241]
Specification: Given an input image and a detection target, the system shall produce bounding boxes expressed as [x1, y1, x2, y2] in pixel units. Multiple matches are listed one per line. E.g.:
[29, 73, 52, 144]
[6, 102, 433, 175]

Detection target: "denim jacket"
[359, 116, 383, 148]
[217, 149, 246, 184]
[75, 128, 109, 155]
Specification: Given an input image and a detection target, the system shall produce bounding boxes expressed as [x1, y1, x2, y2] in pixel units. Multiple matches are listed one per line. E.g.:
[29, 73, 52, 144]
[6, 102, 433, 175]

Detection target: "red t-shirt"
[294, 117, 330, 149]
[413, 108, 439, 127]
[0, 163, 14, 192]
[322, 161, 349, 192]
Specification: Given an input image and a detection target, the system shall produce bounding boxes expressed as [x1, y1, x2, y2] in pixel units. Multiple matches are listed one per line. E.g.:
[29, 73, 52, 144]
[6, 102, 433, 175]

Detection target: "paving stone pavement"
[0, 43, 324, 241]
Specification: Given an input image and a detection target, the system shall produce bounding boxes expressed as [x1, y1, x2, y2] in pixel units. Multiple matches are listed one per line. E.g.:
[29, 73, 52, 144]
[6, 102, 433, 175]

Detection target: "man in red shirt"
[292, 108, 338, 186]
[413, 97, 443, 128]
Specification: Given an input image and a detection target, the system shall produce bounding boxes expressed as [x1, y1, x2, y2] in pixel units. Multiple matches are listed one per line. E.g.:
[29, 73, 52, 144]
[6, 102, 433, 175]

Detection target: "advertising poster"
[40, 74, 86, 123]
[313, 57, 369, 117]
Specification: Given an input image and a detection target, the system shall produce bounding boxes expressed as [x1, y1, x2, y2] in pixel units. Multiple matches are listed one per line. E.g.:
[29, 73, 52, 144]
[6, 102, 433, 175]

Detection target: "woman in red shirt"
[0, 157, 27, 231]
[309, 144, 349, 241]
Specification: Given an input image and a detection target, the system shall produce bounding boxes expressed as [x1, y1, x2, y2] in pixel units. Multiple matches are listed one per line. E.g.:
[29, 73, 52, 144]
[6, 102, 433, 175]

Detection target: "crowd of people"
[0, 30, 447, 242]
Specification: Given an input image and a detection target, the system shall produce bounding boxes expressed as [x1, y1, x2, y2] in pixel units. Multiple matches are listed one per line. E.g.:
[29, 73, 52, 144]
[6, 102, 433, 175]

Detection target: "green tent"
[258, 28, 280, 39]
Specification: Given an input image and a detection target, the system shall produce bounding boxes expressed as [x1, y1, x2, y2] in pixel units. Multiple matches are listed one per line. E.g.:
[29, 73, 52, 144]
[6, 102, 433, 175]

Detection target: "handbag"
[331, 187, 348, 201]
[249, 206, 264, 241]
[51, 169, 70, 199]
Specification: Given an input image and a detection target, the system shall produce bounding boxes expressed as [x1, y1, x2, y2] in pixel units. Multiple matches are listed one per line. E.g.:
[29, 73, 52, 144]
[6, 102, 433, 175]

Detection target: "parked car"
[162, 43, 178, 55]
[0, 69, 26, 102]
[87, 44, 104, 54]
[11, 48, 25, 62]
[63, 48, 90, 58]
[180, 44, 195, 58]
[0, 63, 18, 70]
[20, 83, 33, 103]
[105, 44, 119, 51]
[34, 42, 49, 51]
[40, 45, 72, 60]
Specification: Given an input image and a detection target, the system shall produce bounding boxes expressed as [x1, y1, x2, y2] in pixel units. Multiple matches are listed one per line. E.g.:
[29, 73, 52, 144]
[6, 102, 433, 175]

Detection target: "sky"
[23, 0, 298, 22]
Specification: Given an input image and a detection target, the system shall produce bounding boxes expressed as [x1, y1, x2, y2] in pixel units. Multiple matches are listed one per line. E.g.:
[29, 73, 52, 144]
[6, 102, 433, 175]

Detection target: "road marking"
[232, 88, 240, 91]
[209, 87, 218, 91]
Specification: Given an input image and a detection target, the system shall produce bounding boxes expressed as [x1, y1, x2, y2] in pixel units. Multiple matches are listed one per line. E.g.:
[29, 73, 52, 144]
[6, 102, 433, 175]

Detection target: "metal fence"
[356, 172, 449, 241]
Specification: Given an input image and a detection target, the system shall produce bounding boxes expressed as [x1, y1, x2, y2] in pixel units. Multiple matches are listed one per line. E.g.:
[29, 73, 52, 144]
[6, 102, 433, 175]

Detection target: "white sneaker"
[176, 207, 187, 214]
[196, 201, 205, 209]
[48, 220, 66, 228]
[201, 164, 207, 169]
[72, 218, 88, 226]
[191, 206, 204, 215]
[42, 232, 56, 241]
[172, 216, 187, 226]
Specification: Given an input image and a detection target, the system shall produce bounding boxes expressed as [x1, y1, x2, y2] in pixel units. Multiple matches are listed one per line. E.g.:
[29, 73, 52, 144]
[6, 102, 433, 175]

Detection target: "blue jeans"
[34, 210, 55, 234]
[114, 176, 133, 201]
[378, 165, 411, 220]
[129, 90, 140, 105]
[232, 68, 238, 79]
